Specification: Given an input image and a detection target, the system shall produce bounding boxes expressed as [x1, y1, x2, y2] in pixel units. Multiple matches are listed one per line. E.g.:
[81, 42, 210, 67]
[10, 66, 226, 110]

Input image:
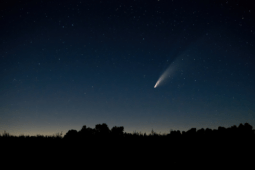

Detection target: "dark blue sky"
[0, 0, 254, 136]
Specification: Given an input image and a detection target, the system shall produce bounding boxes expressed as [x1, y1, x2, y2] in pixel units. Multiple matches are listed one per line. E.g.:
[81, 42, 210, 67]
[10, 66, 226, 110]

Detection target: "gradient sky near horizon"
[0, 0, 255, 136]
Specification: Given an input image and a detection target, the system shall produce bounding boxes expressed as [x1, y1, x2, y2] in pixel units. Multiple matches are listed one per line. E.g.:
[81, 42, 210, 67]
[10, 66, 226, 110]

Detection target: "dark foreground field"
[1, 123, 255, 168]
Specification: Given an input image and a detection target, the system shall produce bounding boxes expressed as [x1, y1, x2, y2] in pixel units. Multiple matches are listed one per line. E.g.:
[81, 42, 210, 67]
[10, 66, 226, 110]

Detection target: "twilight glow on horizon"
[0, 0, 254, 136]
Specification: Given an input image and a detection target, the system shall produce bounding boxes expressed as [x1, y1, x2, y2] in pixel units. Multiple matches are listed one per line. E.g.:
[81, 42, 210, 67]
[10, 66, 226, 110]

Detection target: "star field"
[0, 0, 254, 136]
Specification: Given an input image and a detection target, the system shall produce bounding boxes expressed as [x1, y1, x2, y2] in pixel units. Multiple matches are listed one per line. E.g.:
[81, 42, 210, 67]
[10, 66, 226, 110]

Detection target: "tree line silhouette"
[1, 122, 254, 141]
[1, 122, 255, 168]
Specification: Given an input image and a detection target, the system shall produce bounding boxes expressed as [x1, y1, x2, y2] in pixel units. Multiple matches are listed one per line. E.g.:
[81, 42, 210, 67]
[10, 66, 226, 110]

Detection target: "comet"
[154, 54, 186, 88]
[154, 39, 201, 88]
[154, 62, 176, 88]
[154, 80, 160, 88]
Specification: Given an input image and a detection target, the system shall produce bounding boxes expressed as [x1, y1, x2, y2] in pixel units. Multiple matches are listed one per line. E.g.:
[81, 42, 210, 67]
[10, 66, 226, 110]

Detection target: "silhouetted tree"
[244, 123, 252, 131]
[95, 123, 110, 136]
[111, 126, 124, 137]
[186, 128, 196, 136]
[218, 126, 227, 136]
[197, 128, 205, 135]
[205, 128, 212, 134]
[64, 129, 78, 139]
[181, 131, 186, 136]
[78, 125, 96, 139]
[80, 125, 87, 132]
[239, 123, 253, 137]
[229, 125, 238, 134]
[170, 130, 181, 137]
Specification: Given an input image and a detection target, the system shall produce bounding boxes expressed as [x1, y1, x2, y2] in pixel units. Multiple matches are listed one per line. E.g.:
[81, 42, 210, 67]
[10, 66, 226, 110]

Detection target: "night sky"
[1, 0, 254, 136]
